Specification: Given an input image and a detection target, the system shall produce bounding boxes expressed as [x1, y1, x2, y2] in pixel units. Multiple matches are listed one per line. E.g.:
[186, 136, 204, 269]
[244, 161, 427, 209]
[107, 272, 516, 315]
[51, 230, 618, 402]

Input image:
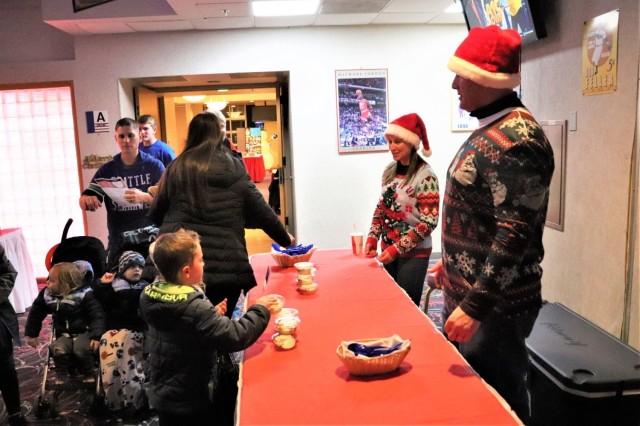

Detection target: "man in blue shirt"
[138, 114, 175, 167]
[80, 117, 165, 267]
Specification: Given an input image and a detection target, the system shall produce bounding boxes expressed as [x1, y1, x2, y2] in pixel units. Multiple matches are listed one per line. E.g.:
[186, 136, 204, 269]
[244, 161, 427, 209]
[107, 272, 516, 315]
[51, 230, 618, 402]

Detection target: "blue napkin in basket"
[347, 341, 404, 358]
[272, 243, 314, 256]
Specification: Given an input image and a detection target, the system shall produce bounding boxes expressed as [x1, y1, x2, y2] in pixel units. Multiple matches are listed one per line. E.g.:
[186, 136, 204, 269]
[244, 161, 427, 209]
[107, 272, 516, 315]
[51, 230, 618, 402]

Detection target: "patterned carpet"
[1, 264, 445, 426]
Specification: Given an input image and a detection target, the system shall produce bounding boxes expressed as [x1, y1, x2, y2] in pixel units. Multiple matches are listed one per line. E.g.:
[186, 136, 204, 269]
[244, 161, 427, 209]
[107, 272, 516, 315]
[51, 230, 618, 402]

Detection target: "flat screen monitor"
[460, 0, 546, 45]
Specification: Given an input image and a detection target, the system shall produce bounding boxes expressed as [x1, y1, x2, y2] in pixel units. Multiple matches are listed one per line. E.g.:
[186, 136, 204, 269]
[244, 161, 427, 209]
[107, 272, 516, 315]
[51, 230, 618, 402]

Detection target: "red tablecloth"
[243, 155, 265, 183]
[240, 249, 522, 425]
[0, 228, 39, 313]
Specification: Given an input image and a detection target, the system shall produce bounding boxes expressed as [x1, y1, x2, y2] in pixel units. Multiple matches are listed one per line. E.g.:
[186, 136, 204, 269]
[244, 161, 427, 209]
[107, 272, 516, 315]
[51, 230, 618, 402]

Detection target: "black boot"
[8, 412, 28, 426]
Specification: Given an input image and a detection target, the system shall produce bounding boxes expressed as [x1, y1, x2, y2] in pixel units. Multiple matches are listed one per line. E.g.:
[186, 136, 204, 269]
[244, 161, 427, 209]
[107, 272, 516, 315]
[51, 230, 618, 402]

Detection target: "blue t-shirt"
[83, 151, 165, 251]
[139, 140, 175, 167]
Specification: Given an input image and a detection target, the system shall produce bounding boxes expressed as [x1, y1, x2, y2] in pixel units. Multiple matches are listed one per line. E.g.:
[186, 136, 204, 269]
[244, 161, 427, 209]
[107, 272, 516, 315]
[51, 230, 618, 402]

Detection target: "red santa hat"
[447, 25, 521, 89]
[384, 113, 431, 157]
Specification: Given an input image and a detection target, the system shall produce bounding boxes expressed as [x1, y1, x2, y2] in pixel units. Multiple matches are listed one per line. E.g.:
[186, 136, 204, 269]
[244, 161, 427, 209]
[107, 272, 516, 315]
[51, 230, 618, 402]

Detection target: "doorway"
[130, 71, 294, 255]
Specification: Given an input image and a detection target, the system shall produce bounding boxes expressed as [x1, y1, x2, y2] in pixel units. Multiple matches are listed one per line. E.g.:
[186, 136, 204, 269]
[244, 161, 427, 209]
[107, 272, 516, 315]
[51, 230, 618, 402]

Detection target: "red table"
[243, 155, 266, 183]
[0, 228, 39, 313]
[239, 249, 522, 425]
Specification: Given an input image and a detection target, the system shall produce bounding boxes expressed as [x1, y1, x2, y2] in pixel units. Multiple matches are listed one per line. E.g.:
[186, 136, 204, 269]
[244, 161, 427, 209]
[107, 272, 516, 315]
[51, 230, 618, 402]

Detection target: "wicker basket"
[336, 337, 411, 376]
[270, 247, 316, 268]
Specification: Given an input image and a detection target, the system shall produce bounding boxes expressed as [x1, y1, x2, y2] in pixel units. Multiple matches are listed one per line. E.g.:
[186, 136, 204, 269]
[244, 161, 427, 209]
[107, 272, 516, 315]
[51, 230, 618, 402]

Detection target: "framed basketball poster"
[335, 69, 389, 153]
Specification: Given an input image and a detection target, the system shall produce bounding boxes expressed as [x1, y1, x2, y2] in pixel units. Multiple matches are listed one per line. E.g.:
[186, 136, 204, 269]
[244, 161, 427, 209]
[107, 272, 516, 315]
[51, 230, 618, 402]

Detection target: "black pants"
[0, 325, 21, 416]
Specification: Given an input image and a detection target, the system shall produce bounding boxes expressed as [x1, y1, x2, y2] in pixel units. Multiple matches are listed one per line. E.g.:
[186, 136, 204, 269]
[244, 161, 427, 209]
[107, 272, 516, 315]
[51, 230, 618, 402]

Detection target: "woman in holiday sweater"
[365, 113, 439, 306]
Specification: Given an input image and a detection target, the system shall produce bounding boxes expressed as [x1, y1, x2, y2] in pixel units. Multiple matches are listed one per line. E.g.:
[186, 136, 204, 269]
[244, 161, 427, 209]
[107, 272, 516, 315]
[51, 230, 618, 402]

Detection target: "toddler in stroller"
[25, 262, 105, 377]
[94, 250, 150, 412]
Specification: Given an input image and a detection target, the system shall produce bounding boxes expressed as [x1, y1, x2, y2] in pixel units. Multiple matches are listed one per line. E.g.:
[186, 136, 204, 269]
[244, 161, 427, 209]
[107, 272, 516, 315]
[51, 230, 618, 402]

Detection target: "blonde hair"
[152, 229, 201, 284]
[49, 262, 83, 295]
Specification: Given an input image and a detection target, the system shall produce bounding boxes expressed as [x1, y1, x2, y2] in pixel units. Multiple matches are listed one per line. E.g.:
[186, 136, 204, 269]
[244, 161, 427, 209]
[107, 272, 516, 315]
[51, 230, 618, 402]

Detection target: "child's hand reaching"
[215, 298, 227, 316]
[101, 272, 115, 284]
[26, 337, 39, 348]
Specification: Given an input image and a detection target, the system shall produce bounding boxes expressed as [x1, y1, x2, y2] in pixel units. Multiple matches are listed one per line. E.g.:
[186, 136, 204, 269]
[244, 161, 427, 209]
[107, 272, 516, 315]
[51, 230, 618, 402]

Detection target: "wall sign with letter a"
[86, 111, 109, 133]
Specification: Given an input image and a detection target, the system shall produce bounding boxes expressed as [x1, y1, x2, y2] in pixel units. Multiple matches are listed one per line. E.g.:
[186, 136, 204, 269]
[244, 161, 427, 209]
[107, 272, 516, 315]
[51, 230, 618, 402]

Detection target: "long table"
[239, 249, 522, 425]
[0, 228, 39, 313]
[243, 155, 266, 183]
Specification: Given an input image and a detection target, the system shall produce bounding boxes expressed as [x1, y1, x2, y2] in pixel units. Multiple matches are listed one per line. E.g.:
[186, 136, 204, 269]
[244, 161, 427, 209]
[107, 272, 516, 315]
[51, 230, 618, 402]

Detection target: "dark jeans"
[49, 332, 94, 373]
[384, 256, 429, 306]
[0, 325, 21, 416]
[445, 307, 539, 425]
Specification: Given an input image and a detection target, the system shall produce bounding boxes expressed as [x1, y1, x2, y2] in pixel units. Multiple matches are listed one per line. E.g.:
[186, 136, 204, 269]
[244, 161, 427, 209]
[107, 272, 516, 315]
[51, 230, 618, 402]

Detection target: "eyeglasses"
[117, 133, 137, 139]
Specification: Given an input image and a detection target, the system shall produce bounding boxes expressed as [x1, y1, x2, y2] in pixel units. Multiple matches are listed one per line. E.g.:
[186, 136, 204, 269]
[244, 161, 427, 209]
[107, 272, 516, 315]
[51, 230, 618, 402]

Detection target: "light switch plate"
[569, 111, 577, 131]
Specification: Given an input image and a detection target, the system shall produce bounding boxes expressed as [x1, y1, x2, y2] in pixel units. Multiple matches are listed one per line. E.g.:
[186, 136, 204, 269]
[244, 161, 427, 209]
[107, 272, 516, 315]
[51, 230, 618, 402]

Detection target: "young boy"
[94, 250, 150, 411]
[25, 262, 106, 379]
[139, 229, 272, 425]
[138, 114, 176, 167]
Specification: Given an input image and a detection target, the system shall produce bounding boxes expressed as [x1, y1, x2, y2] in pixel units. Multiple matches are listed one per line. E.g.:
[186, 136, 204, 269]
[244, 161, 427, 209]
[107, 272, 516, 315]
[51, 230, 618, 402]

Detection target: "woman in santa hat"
[364, 113, 440, 306]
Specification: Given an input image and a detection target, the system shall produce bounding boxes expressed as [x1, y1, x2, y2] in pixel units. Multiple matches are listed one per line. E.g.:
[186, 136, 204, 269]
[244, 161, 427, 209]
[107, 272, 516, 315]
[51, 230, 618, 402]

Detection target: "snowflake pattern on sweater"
[368, 162, 439, 257]
[442, 107, 554, 320]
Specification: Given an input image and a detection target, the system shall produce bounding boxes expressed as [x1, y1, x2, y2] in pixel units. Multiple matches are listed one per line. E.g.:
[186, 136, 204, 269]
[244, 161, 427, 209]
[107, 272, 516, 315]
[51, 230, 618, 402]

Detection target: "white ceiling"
[33, 0, 465, 35]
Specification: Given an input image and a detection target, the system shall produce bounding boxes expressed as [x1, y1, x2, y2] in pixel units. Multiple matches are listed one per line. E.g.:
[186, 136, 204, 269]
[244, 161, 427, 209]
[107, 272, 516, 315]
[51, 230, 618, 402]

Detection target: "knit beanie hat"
[384, 113, 431, 157]
[73, 260, 94, 286]
[118, 251, 145, 275]
[447, 25, 521, 89]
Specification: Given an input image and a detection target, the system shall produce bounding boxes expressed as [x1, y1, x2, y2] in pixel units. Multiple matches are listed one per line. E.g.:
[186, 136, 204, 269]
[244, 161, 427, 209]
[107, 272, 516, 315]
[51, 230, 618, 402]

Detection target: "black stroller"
[34, 219, 107, 418]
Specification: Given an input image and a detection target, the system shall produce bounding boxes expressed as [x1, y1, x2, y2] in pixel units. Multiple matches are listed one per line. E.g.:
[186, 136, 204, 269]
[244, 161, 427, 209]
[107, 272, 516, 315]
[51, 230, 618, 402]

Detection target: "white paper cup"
[350, 232, 364, 255]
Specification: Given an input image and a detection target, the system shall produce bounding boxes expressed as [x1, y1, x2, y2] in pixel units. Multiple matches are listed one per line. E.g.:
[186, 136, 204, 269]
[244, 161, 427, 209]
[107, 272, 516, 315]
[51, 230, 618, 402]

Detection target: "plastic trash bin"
[526, 302, 640, 426]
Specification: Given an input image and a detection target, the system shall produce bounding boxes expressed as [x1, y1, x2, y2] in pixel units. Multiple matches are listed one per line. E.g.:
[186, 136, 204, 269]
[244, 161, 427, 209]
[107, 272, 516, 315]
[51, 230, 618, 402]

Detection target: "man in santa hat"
[430, 26, 554, 424]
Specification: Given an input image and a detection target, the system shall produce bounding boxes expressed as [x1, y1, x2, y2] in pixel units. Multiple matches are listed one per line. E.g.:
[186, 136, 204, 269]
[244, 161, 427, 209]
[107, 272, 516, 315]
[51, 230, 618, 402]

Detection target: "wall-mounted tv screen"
[460, 0, 546, 45]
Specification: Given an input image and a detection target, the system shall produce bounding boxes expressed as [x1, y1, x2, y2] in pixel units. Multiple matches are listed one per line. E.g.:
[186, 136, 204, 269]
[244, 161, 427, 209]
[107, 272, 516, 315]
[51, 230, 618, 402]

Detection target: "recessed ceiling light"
[183, 95, 206, 102]
[252, 0, 320, 17]
[218, 89, 229, 92]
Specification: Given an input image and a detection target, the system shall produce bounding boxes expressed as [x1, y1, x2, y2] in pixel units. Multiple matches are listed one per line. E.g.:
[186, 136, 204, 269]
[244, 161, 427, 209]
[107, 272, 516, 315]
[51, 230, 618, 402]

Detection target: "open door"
[277, 80, 296, 236]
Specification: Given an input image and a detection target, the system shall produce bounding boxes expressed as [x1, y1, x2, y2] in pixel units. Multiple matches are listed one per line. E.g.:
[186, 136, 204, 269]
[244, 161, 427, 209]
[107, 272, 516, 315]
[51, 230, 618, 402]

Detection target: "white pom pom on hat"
[384, 113, 431, 157]
[447, 25, 522, 89]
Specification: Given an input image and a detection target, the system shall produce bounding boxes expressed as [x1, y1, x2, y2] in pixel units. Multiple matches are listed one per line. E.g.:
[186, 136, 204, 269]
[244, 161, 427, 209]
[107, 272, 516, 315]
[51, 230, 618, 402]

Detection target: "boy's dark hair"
[152, 229, 200, 284]
[115, 117, 137, 131]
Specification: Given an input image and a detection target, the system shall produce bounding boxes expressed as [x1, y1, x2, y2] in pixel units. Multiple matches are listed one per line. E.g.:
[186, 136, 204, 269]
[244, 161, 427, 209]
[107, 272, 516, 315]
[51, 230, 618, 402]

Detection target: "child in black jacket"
[140, 229, 274, 425]
[94, 250, 150, 411]
[25, 262, 105, 377]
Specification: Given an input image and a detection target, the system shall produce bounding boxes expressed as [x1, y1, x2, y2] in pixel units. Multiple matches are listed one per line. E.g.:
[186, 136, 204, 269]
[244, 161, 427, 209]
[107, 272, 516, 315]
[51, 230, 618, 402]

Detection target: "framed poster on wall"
[541, 120, 567, 231]
[335, 69, 389, 153]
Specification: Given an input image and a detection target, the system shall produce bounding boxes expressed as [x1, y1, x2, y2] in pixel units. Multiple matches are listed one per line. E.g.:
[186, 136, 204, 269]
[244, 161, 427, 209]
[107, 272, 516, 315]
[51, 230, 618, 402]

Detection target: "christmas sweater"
[367, 161, 439, 258]
[442, 106, 554, 320]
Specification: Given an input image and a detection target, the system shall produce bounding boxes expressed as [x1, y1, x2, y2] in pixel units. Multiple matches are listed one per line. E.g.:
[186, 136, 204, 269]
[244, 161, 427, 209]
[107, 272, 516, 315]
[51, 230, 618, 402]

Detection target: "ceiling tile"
[75, 21, 136, 34]
[314, 13, 377, 26]
[127, 20, 195, 31]
[320, 0, 390, 14]
[193, 16, 255, 29]
[384, 0, 453, 13]
[196, 2, 251, 18]
[373, 12, 436, 24]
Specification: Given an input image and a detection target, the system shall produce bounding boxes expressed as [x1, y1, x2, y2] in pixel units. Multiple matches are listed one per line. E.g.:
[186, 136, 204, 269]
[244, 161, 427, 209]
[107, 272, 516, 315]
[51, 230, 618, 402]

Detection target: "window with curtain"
[0, 85, 84, 278]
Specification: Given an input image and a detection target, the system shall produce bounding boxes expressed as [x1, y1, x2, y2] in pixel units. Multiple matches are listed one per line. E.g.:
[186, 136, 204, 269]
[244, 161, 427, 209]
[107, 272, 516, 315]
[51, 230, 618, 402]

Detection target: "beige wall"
[521, 0, 639, 346]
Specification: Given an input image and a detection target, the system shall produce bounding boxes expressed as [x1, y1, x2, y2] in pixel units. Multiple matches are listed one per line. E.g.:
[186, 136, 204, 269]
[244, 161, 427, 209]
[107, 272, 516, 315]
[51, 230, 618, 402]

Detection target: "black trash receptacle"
[526, 302, 640, 426]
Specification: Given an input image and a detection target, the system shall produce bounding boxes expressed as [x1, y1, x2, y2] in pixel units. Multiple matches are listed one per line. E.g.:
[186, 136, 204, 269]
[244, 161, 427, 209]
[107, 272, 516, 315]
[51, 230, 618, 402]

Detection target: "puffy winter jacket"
[139, 282, 269, 414]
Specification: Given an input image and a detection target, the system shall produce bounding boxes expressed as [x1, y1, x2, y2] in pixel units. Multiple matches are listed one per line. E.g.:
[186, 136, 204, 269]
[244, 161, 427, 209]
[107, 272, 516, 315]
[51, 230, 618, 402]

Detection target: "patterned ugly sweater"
[442, 96, 555, 321]
[367, 161, 439, 259]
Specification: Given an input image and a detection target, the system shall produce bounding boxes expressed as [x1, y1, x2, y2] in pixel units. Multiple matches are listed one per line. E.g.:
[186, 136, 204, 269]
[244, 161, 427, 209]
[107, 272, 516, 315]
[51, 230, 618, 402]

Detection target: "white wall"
[520, 0, 639, 342]
[0, 24, 469, 254]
